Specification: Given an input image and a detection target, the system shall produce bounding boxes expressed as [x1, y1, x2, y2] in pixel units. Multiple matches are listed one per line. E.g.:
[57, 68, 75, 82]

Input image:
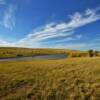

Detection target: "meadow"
[0, 57, 100, 100]
[0, 47, 100, 100]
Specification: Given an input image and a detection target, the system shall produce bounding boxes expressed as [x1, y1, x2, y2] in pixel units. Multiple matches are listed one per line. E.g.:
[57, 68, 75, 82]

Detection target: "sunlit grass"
[0, 57, 100, 100]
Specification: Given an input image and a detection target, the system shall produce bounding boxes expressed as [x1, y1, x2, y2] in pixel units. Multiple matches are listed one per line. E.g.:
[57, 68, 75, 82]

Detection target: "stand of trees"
[88, 49, 99, 57]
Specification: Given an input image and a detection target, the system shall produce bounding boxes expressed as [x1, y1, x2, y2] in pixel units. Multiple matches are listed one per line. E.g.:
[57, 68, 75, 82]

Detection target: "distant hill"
[0, 47, 99, 58]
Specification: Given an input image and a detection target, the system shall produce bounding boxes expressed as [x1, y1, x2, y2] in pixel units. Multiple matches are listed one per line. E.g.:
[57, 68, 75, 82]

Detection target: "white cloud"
[0, 0, 6, 5]
[0, 40, 15, 47]
[16, 8, 100, 47]
[0, 8, 100, 50]
[2, 5, 16, 30]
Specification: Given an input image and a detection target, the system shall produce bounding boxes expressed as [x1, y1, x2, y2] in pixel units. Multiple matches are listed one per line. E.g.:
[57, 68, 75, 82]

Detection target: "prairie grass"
[0, 57, 100, 100]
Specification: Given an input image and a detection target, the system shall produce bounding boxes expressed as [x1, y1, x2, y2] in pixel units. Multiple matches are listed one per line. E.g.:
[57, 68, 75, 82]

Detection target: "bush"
[94, 51, 99, 56]
[16, 54, 23, 57]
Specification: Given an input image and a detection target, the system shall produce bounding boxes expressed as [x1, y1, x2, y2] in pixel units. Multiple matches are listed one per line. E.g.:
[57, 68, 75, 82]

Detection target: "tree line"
[88, 49, 99, 57]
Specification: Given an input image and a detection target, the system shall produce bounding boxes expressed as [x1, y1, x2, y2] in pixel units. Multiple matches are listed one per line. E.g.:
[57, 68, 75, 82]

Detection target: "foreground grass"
[0, 57, 100, 100]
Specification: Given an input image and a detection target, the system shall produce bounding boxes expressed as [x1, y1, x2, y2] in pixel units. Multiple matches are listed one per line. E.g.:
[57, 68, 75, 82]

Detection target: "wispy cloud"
[0, 0, 6, 5]
[2, 5, 16, 30]
[0, 40, 15, 47]
[16, 8, 100, 47]
[0, 8, 100, 50]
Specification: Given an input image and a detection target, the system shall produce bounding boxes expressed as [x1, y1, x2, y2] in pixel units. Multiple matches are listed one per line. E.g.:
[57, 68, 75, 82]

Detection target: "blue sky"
[0, 0, 100, 50]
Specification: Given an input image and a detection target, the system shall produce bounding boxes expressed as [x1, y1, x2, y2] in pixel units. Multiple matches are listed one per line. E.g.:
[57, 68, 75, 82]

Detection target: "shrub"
[16, 54, 23, 57]
[94, 51, 99, 56]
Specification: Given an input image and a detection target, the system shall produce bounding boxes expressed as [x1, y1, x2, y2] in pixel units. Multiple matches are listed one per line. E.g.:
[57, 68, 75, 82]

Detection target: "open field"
[0, 57, 100, 100]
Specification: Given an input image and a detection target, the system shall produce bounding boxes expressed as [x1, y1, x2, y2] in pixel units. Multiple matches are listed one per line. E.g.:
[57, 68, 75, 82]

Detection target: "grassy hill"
[0, 47, 68, 58]
[0, 57, 100, 99]
[0, 47, 91, 58]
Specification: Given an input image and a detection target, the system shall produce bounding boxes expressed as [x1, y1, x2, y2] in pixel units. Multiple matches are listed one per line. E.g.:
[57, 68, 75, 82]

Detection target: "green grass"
[0, 57, 100, 100]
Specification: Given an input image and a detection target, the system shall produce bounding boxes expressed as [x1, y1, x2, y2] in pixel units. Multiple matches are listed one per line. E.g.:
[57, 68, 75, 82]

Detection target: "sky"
[0, 0, 100, 50]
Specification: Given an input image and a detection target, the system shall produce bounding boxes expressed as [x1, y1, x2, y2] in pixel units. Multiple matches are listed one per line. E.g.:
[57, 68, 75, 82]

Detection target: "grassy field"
[0, 57, 100, 100]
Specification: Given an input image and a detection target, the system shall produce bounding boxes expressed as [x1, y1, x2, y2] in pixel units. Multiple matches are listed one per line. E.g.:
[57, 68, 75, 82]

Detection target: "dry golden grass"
[0, 57, 100, 100]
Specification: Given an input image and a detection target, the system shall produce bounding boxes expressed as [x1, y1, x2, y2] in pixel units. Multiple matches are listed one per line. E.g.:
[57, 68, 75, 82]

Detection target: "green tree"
[88, 49, 94, 57]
